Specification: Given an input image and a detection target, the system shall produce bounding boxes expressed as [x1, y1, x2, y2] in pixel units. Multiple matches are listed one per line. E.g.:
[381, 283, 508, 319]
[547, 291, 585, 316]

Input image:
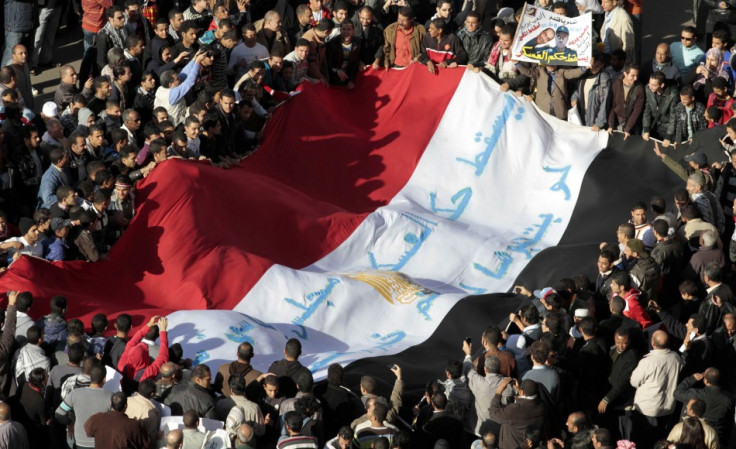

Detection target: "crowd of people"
[2, 0, 736, 448]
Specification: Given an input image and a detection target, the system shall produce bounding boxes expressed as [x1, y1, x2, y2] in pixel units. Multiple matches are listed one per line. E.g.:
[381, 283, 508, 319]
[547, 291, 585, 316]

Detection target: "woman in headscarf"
[687, 47, 730, 102]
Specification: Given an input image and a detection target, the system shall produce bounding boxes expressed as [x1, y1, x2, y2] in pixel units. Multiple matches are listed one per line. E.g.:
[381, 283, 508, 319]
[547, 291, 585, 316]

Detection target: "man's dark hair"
[397, 6, 414, 18]
[327, 363, 343, 386]
[16, 292, 33, 313]
[520, 379, 538, 396]
[682, 25, 698, 38]
[68, 342, 86, 364]
[530, 341, 550, 364]
[115, 313, 132, 332]
[623, 62, 639, 74]
[68, 318, 84, 334]
[713, 27, 730, 42]
[611, 271, 631, 289]
[106, 5, 124, 18]
[481, 326, 501, 346]
[705, 368, 720, 386]
[229, 374, 246, 395]
[285, 338, 302, 358]
[149, 139, 167, 155]
[333, 0, 348, 12]
[521, 304, 539, 325]
[50, 295, 67, 315]
[91, 313, 108, 334]
[610, 296, 626, 314]
[295, 38, 310, 49]
[125, 34, 144, 51]
[594, 428, 613, 446]
[713, 76, 728, 90]
[337, 426, 353, 440]
[430, 391, 447, 410]
[50, 147, 66, 165]
[689, 398, 706, 417]
[138, 378, 156, 398]
[706, 105, 723, 122]
[614, 327, 630, 339]
[168, 8, 182, 20]
[316, 18, 335, 32]
[361, 375, 376, 393]
[192, 364, 211, 380]
[180, 20, 199, 34]
[445, 359, 462, 379]
[249, 59, 266, 71]
[599, 249, 617, 264]
[90, 366, 107, 384]
[237, 342, 253, 361]
[28, 367, 47, 389]
[26, 325, 42, 344]
[679, 280, 698, 297]
[652, 219, 669, 238]
[705, 262, 724, 283]
[183, 409, 199, 428]
[111, 392, 127, 411]
[680, 204, 701, 220]
[680, 85, 696, 97]
[579, 317, 596, 337]
[372, 402, 389, 422]
[690, 313, 706, 334]
[500, 24, 515, 37]
[618, 222, 635, 239]
[296, 371, 314, 392]
[284, 411, 302, 432]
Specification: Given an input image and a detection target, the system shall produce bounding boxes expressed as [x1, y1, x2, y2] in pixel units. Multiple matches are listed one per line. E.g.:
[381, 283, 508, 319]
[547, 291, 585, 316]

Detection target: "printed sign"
[511, 4, 592, 66]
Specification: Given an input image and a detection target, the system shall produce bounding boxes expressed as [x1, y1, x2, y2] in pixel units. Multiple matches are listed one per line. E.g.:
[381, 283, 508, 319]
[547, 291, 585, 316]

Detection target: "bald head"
[161, 362, 177, 378]
[652, 330, 669, 349]
[237, 423, 254, 443]
[166, 429, 183, 448]
[655, 42, 670, 65]
[0, 403, 10, 421]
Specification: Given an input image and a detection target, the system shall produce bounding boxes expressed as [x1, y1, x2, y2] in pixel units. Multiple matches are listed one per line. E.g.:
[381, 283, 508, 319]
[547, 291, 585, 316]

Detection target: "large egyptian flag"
[0, 65, 682, 393]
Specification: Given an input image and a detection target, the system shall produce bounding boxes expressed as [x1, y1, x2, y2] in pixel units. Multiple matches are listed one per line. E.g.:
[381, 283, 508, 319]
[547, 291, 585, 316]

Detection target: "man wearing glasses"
[670, 26, 705, 78]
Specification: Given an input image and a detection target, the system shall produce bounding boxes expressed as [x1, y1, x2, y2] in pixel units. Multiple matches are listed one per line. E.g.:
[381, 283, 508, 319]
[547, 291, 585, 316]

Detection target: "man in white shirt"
[1, 217, 43, 263]
[228, 23, 270, 80]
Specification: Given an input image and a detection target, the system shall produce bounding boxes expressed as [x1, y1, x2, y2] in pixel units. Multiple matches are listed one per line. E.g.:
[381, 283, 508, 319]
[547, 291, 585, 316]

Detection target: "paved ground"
[30, 2, 694, 114]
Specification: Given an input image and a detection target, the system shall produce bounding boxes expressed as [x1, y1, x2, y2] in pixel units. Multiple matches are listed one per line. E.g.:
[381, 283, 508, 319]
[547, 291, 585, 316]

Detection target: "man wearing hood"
[117, 316, 169, 384]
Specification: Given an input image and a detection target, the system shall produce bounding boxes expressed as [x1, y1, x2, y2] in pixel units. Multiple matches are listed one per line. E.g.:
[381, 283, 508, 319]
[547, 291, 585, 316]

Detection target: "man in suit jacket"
[421, 392, 463, 449]
[642, 70, 678, 143]
[354, 6, 384, 69]
[598, 328, 639, 440]
[712, 313, 736, 391]
[652, 305, 711, 378]
[576, 317, 611, 417]
[599, 296, 643, 350]
[673, 367, 735, 443]
[700, 262, 735, 335]
[490, 379, 546, 449]
[37, 147, 73, 210]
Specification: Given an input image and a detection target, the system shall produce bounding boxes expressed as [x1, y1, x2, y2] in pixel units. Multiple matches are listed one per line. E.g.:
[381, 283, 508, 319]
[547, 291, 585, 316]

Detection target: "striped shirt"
[276, 435, 318, 449]
[355, 426, 397, 449]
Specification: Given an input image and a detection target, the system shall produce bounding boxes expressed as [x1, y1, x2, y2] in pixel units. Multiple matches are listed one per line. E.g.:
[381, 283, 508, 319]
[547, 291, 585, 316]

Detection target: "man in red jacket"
[610, 271, 653, 328]
[117, 316, 169, 383]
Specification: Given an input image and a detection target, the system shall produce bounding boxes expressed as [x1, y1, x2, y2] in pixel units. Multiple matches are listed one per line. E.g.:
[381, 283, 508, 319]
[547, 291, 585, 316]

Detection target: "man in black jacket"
[598, 327, 638, 440]
[700, 262, 735, 335]
[712, 313, 736, 391]
[354, 6, 384, 69]
[163, 364, 216, 418]
[268, 338, 311, 399]
[456, 12, 492, 69]
[576, 318, 610, 418]
[673, 367, 735, 443]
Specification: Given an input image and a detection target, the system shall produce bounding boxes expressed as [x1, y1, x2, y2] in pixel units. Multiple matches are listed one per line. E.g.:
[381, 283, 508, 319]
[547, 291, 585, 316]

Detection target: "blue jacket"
[42, 237, 68, 261]
[36, 313, 68, 351]
[4, 0, 35, 33]
[571, 70, 612, 128]
[38, 165, 72, 209]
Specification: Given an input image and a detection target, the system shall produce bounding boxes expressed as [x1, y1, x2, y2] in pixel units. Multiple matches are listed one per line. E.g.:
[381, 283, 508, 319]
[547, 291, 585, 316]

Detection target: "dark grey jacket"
[4, 0, 35, 33]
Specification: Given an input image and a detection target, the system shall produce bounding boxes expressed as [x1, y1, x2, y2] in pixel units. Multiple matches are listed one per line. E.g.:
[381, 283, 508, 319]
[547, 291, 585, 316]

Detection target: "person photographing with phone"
[117, 315, 169, 385]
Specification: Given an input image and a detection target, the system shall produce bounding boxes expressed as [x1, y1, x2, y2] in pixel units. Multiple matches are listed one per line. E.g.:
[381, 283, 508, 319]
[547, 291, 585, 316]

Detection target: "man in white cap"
[40, 101, 58, 122]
